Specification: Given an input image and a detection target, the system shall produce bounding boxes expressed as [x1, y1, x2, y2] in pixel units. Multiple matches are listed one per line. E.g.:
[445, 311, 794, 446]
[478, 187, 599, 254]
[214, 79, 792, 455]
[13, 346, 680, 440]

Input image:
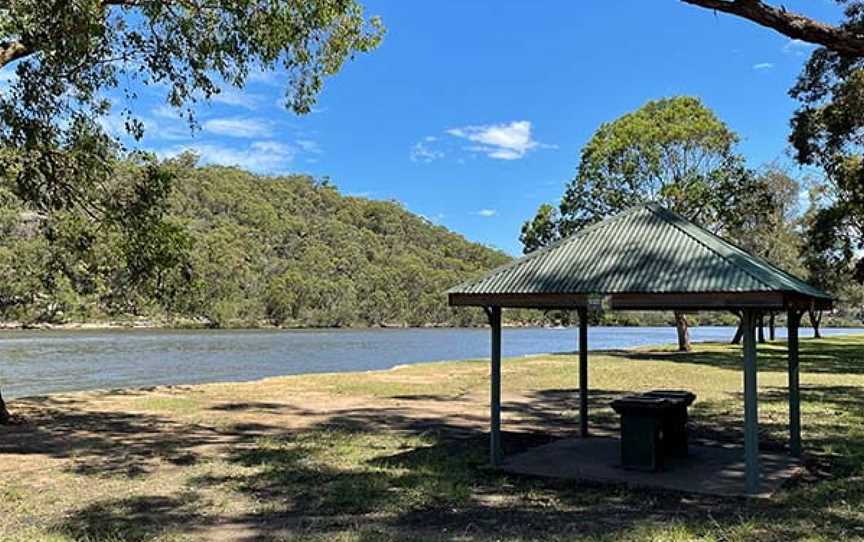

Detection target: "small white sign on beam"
[587, 294, 611, 311]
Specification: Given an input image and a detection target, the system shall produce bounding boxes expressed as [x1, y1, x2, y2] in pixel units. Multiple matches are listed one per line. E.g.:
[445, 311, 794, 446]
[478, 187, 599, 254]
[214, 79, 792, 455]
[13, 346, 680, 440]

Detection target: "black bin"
[642, 390, 696, 458]
[610, 396, 680, 471]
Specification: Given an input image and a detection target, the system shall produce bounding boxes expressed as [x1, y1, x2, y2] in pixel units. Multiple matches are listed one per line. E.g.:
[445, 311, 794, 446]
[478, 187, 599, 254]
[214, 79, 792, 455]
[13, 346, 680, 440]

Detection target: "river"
[0, 326, 859, 398]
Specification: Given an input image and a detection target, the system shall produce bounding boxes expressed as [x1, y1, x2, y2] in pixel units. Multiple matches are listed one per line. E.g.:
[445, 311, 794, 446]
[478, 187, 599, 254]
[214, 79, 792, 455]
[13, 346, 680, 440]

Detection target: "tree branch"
[0, 0, 148, 70]
[682, 0, 864, 57]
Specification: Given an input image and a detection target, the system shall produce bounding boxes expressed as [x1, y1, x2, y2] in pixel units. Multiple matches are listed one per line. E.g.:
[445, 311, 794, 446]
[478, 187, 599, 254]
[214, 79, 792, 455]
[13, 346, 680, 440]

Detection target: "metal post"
[788, 309, 802, 457]
[489, 306, 503, 465]
[742, 309, 760, 495]
[578, 307, 589, 438]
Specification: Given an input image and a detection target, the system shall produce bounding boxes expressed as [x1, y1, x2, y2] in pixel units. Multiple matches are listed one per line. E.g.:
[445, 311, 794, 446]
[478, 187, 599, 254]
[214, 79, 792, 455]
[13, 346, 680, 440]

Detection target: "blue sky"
[115, 1, 842, 255]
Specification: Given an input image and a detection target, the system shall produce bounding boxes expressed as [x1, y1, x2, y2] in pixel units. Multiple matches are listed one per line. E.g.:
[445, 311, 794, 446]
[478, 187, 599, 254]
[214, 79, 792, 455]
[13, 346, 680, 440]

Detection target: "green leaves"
[519, 203, 559, 255]
[786, 5, 864, 290]
[0, 0, 384, 213]
[532, 96, 748, 242]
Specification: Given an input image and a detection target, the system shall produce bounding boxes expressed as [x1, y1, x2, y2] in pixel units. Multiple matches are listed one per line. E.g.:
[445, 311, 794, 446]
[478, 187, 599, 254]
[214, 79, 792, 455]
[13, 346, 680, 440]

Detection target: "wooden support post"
[742, 309, 761, 495]
[788, 309, 802, 457]
[487, 306, 503, 465]
[578, 307, 589, 438]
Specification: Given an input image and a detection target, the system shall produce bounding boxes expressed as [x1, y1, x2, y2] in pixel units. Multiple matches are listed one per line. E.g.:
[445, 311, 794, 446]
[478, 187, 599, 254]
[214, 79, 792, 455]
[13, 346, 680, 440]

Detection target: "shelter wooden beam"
[787, 309, 803, 457]
[578, 308, 589, 438]
[742, 309, 761, 495]
[449, 291, 830, 311]
[485, 306, 503, 466]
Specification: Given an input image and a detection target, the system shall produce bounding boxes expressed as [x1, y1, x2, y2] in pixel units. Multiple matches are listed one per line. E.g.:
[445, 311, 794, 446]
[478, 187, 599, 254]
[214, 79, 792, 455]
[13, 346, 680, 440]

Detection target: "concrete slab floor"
[500, 436, 802, 498]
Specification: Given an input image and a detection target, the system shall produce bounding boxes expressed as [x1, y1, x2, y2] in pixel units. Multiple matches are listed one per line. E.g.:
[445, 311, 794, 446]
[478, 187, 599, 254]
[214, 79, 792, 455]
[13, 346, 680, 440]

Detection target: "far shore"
[1, 319, 863, 332]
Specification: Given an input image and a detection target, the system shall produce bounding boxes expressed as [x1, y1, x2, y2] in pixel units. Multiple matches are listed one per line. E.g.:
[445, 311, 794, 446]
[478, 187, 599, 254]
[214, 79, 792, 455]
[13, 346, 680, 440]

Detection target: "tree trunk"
[674, 311, 691, 352]
[757, 313, 766, 344]
[768, 311, 776, 341]
[730, 310, 743, 344]
[809, 309, 823, 339]
[731, 323, 743, 344]
[0, 388, 9, 425]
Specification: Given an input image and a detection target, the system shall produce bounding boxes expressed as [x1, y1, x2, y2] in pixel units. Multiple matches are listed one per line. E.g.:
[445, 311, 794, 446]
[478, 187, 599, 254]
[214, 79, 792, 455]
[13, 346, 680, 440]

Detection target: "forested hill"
[171, 166, 509, 327]
[0, 162, 510, 328]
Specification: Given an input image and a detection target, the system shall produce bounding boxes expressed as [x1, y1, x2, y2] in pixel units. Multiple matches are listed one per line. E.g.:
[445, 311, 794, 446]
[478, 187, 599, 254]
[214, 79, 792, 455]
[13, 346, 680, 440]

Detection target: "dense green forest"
[0, 155, 509, 328]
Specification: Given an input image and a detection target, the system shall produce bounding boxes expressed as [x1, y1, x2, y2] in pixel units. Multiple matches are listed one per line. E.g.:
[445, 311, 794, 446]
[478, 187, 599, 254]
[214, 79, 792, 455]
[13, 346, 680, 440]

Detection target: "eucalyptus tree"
[0, 0, 383, 423]
[521, 96, 770, 351]
[726, 166, 804, 343]
[519, 203, 559, 255]
[800, 184, 864, 337]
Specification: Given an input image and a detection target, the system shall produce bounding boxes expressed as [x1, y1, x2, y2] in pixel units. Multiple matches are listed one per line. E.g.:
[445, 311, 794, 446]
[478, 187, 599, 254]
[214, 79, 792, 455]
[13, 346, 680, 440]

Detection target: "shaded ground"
[1, 335, 864, 541]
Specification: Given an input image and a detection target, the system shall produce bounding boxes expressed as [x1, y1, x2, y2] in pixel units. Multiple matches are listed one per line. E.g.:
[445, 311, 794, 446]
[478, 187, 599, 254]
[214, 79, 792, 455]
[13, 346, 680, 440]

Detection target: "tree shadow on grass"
[188, 421, 864, 541]
[47, 422, 864, 542]
[761, 384, 864, 474]
[57, 494, 208, 542]
[1, 386, 619, 482]
[383, 388, 623, 437]
[6, 380, 864, 541]
[608, 336, 864, 374]
[0, 395, 231, 478]
[210, 401, 291, 412]
[190, 424, 715, 541]
[511, 388, 621, 434]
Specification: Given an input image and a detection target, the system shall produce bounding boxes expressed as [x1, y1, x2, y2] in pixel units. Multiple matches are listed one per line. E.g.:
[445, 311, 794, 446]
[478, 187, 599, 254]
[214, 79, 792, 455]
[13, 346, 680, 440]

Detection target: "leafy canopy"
[0, 0, 384, 211]
[725, 165, 805, 277]
[788, 11, 864, 281]
[522, 96, 765, 252]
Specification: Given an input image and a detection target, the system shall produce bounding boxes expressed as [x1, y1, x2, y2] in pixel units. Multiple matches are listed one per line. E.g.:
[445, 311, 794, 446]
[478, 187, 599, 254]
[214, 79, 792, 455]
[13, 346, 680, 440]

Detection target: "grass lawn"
[2, 334, 864, 541]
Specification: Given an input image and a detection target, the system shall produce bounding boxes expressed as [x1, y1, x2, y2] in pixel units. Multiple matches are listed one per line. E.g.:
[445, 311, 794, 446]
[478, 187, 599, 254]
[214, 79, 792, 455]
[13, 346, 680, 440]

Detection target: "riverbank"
[3, 313, 861, 331]
[2, 334, 864, 541]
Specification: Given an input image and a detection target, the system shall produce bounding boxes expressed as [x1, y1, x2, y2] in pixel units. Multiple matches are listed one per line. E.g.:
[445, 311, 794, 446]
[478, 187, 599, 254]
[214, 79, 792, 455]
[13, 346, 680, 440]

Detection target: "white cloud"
[202, 117, 272, 138]
[97, 113, 130, 137]
[752, 62, 774, 70]
[158, 140, 295, 173]
[446, 120, 547, 160]
[211, 87, 262, 110]
[476, 209, 497, 217]
[295, 139, 322, 154]
[98, 112, 160, 139]
[96, 105, 192, 142]
[151, 105, 184, 120]
[410, 138, 445, 163]
[783, 39, 817, 57]
[247, 68, 284, 86]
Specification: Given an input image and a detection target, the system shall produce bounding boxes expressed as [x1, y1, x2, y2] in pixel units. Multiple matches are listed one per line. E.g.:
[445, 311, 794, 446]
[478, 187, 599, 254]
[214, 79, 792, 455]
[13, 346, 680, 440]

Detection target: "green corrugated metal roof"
[449, 203, 831, 299]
